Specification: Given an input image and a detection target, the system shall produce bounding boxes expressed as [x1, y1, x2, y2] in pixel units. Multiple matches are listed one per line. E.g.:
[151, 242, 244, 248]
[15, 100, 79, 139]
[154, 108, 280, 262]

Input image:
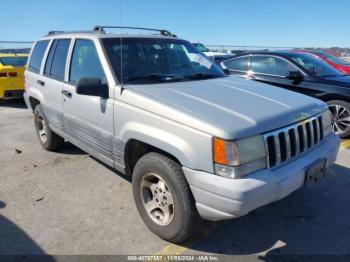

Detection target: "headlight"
[213, 135, 267, 179]
[322, 110, 332, 136]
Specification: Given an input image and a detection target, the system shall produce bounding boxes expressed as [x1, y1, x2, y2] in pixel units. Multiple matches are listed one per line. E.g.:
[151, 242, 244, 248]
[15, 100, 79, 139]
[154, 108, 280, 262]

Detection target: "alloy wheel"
[36, 115, 48, 143]
[140, 173, 175, 226]
[328, 104, 350, 135]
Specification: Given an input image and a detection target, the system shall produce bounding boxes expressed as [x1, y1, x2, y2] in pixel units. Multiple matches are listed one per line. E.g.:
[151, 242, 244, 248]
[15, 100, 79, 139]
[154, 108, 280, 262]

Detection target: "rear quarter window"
[28, 40, 49, 73]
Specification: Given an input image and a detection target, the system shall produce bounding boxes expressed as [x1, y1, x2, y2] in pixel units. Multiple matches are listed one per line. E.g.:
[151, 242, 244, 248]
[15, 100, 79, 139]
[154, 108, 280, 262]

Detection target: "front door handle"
[61, 90, 72, 98]
[37, 80, 45, 86]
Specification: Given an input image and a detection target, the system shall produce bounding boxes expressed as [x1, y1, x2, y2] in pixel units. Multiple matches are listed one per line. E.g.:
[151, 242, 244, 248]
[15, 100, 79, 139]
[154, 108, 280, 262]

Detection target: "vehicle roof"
[0, 53, 28, 57]
[232, 50, 314, 58]
[38, 32, 182, 41]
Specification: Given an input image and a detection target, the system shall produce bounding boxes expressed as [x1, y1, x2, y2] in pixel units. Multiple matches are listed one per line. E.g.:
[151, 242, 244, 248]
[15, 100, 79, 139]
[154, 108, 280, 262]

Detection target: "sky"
[1, 0, 349, 48]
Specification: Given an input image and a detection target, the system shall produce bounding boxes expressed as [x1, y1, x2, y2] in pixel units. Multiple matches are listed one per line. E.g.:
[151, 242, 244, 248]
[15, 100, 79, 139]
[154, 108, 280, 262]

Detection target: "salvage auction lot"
[1, 100, 350, 257]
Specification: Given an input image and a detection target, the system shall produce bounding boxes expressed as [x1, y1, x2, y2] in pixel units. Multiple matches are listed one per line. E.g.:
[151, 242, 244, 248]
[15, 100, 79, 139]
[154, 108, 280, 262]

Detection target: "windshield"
[285, 53, 343, 78]
[0, 56, 28, 67]
[102, 38, 225, 84]
[315, 51, 350, 66]
[192, 43, 210, 53]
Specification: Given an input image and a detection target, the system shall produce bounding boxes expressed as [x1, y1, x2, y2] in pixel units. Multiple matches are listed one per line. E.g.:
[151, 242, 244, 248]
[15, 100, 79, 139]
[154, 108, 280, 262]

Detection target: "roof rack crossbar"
[93, 26, 176, 37]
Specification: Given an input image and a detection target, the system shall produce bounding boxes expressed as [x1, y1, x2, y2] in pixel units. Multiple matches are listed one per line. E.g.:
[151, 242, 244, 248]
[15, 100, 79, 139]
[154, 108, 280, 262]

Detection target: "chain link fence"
[1, 40, 349, 60]
[0, 41, 33, 53]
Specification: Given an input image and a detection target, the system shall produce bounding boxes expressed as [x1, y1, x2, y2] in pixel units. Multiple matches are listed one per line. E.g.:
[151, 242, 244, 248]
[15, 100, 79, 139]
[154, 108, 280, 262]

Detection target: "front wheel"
[327, 100, 350, 138]
[132, 152, 202, 243]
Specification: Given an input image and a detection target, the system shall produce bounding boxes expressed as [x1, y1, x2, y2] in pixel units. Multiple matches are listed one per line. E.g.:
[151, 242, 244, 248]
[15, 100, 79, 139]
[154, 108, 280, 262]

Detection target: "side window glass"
[223, 56, 249, 71]
[44, 41, 58, 76]
[28, 40, 49, 73]
[69, 39, 106, 85]
[44, 39, 71, 80]
[251, 56, 296, 76]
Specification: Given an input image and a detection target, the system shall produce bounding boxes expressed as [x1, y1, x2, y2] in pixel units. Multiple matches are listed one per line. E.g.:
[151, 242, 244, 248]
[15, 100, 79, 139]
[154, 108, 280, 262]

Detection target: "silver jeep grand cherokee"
[24, 26, 340, 243]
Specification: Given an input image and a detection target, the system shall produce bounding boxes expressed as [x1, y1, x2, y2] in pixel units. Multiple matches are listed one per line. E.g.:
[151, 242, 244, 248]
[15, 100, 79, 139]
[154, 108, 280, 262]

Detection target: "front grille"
[263, 114, 324, 168]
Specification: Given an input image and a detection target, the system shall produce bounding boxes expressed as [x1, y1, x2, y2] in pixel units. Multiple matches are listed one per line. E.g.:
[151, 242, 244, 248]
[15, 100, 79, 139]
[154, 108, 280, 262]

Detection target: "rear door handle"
[37, 80, 45, 86]
[61, 90, 72, 98]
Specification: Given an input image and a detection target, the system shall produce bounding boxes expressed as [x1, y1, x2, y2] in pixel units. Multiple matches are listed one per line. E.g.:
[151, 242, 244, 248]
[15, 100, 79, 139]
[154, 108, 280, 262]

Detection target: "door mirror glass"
[76, 78, 109, 98]
[286, 71, 304, 81]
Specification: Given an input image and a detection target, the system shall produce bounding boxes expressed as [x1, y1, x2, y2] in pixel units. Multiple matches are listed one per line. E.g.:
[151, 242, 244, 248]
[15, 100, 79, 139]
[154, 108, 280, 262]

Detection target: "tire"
[327, 100, 350, 138]
[132, 152, 202, 243]
[34, 105, 64, 151]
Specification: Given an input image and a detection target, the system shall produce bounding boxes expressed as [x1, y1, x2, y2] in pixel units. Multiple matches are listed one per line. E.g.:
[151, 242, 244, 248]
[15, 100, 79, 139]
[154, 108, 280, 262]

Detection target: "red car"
[293, 50, 350, 75]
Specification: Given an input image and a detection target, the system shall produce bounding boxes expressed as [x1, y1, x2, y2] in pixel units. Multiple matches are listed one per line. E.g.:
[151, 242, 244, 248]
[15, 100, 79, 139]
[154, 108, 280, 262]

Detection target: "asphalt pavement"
[1, 100, 349, 259]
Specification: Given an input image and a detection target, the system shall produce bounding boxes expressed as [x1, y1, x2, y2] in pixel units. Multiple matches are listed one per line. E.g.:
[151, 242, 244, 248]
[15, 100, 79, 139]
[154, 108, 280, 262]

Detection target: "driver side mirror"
[76, 78, 109, 98]
[286, 71, 303, 82]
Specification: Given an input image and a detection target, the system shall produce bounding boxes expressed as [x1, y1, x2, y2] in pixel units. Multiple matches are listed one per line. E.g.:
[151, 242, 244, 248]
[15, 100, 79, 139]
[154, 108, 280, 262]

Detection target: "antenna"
[120, 0, 124, 92]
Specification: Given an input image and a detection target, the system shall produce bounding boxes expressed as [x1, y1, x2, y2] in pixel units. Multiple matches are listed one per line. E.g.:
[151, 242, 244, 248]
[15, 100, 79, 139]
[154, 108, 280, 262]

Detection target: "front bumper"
[183, 133, 340, 221]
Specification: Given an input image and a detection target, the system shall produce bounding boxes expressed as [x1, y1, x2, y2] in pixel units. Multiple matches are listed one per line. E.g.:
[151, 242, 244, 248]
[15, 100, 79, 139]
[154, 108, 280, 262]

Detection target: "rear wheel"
[34, 105, 64, 151]
[132, 152, 202, 243]
[327, 100, 350, 138]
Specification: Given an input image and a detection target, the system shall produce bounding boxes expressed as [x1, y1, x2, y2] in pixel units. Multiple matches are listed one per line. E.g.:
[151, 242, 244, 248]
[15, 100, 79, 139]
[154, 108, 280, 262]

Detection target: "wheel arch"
[319, 93, 350, 104]
[29, 96, 41, 111]
[123, 139, 183, 176]
[119, 123, 198, 176]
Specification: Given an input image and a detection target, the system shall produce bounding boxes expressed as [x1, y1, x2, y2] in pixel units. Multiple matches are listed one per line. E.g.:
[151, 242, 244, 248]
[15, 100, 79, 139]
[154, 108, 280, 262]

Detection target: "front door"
[249, 55, 310, 94]
[62, 39, 115, 166]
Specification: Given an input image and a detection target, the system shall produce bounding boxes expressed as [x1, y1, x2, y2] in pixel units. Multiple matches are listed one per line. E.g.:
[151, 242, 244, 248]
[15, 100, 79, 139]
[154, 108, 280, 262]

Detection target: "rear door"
[40, 39, 71, 133]
[62, 38, 115, 166]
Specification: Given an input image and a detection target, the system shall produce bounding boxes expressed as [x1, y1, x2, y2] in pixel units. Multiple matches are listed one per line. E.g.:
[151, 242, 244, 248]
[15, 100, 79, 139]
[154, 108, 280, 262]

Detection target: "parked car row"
[22, 26, 341, 243]
[220, 51, 350, 138]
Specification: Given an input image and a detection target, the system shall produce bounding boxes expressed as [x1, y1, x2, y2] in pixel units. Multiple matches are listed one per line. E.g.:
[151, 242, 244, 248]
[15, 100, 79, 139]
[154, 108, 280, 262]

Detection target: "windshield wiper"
[126, 74, 181, 83]
[183, 73, 219, 80]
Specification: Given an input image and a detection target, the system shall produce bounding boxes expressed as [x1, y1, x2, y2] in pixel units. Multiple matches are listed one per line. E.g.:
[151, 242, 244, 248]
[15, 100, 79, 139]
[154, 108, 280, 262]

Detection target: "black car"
[221, 51, 350, 138]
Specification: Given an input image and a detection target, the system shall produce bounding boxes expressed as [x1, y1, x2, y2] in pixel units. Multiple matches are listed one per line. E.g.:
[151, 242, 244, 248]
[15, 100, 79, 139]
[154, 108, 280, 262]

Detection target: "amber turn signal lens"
[213, 138, 227, 165]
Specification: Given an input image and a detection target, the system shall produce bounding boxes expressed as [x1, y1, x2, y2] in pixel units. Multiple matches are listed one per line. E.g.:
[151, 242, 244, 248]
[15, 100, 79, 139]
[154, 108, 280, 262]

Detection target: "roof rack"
[93, 26, 177, 37]
[46, 30, 96, 36]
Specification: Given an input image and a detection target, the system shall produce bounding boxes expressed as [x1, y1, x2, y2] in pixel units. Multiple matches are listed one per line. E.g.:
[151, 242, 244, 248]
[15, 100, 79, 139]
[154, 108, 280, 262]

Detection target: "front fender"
[119, 122, 196, 168]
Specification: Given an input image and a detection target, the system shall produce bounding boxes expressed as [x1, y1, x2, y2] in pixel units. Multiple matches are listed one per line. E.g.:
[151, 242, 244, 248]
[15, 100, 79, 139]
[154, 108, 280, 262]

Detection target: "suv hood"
[126, 76, 326, 139]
